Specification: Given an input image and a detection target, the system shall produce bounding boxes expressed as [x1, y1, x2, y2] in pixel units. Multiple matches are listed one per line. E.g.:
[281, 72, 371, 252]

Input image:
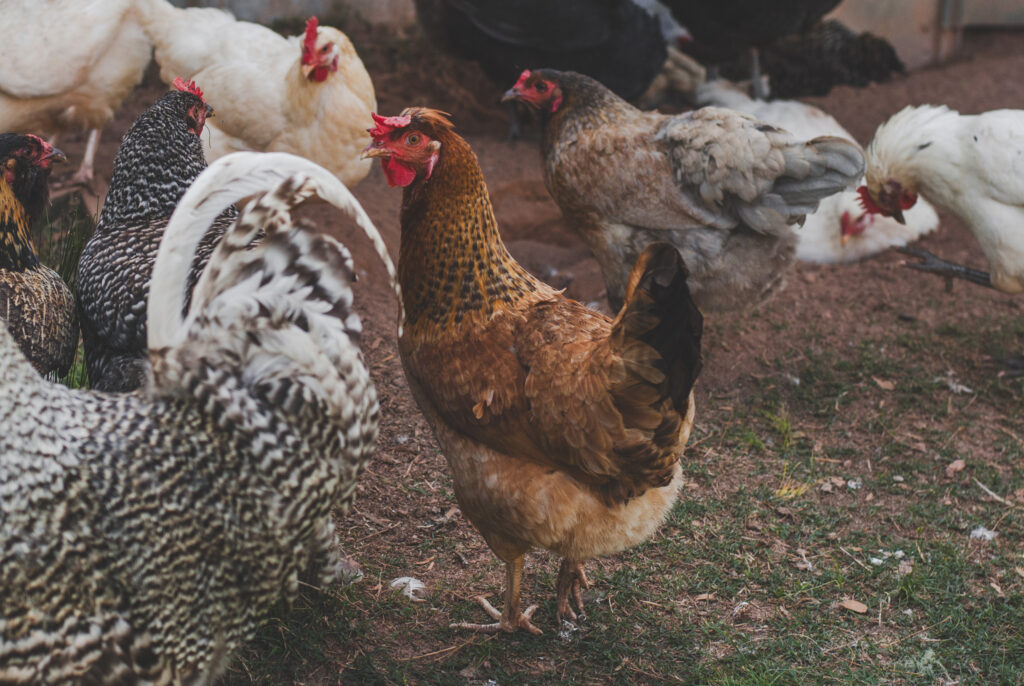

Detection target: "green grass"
[32, 190, 93, 389]
[218, 319, 1024, 685]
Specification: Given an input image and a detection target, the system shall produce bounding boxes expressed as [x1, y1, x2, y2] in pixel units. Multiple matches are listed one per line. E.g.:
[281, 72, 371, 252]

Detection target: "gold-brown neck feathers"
[0, 178, 39, 271]
[397, 114, 552, 332]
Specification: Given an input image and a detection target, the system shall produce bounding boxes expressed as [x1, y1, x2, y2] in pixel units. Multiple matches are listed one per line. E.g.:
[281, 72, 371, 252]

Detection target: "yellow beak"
[360, 142, 390, 160]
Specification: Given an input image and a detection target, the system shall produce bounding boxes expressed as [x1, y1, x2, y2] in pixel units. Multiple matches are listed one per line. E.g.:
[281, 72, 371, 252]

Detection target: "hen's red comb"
[368, 112, 412, 138]
[856, 186, 882, 215]
[302, 16, 319, 64]
[173, 77, 204, 101]
[513, 69, 532, 90]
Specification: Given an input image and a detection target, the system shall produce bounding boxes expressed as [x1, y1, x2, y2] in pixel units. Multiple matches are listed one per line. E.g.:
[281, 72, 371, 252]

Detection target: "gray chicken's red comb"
[368, 112, 411, 138]
[173, 77, 204, 101]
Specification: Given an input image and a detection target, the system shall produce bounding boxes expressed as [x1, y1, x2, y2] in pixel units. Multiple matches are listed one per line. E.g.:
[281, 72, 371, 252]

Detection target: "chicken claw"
[896, 246, 993, 290]
[450, 596, 542, 635]
[556, 560, 591, 623]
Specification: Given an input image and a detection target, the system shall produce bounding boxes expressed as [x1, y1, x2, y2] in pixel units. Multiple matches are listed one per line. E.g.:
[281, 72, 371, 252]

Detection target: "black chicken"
[77, 79, 236, 392]
[664, 0, 842, 98]
[0, 133, 78, 377]
[721, 20, 904, 98]
[415, 0, 668, 134]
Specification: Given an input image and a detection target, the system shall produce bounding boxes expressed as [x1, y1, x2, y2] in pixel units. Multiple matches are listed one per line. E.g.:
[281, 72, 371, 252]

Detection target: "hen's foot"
[556, 560, 591, 622]
[896, 247, 993, 290]
[450, 596, 542, 634]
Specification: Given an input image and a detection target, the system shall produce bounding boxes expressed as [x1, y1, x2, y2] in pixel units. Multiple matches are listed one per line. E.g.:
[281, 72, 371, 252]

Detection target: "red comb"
[513, 69, 531, 90]
[302, 16, 319, 64]
[856, 186, 881, 215]
[173, 77, 204, 100]
[368, 112, 412, 138]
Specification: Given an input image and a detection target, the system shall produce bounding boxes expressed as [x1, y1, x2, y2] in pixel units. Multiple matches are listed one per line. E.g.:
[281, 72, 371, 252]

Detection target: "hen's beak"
[501, 87, 520, 103]
[361, 141, 390, 160]
[43, 146, 67, 165]
[892, 209, 906, 225]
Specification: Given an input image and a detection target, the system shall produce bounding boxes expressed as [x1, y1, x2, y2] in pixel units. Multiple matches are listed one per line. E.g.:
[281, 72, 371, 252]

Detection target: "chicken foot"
[450, 555, 542, 634]
[556, 559, 591, 623]
[897, 247, 993, 291]
[50, 129, 101, 192]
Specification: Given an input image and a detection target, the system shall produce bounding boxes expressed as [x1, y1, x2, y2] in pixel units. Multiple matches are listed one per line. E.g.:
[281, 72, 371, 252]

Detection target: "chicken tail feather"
[614, 242, 703, 414]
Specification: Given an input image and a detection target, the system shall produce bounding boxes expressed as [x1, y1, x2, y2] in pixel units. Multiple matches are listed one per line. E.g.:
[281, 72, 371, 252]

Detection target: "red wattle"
[382, 158, 417, 187]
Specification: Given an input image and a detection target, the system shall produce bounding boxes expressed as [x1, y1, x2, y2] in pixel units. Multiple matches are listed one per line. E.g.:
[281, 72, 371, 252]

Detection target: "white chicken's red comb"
[173, 77, 204, 101]
[368, 112, 412, 138]
[856, 186, 882, 215]
[302, 16, 319, 64]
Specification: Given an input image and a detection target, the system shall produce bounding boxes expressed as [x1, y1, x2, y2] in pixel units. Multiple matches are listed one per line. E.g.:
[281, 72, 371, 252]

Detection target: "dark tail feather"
[614, 242, 703, 413]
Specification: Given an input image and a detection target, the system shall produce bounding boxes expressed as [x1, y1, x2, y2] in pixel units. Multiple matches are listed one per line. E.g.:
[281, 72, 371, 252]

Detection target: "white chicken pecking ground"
[695, 79, 940, 264]
[862, 104, 1024, 294]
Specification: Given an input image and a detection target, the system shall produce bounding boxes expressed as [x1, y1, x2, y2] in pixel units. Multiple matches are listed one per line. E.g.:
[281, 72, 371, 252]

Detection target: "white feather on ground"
[696, 80, 939, 264]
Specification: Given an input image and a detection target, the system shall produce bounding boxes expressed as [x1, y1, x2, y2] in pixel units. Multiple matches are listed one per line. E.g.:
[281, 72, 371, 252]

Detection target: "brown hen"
[365, 108, 703, 634]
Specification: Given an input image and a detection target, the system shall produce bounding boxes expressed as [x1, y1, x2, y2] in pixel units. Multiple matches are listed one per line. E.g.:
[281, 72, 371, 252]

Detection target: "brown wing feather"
[402, 244, 702, 504]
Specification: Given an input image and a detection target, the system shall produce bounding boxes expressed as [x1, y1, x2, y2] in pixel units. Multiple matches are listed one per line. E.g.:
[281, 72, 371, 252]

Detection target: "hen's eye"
[536, 82, 548, 93]
[407, 134, 421, 145]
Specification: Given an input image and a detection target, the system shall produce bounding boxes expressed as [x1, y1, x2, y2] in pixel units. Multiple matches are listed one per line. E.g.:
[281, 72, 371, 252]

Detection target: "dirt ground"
[50, 23, 1024, 684]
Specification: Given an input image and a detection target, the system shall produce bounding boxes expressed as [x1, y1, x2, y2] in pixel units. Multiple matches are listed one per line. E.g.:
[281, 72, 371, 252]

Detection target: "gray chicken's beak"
[892, 209, 906, 225]
[501, 87, 520, 103]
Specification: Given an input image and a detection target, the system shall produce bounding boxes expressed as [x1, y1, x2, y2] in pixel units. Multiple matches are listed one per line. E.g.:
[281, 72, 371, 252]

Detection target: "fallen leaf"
[839, 599, 868, 614]
[694, 593, 715, 602]
[873, 377, 895, 391]
[945, 459, 966, 478]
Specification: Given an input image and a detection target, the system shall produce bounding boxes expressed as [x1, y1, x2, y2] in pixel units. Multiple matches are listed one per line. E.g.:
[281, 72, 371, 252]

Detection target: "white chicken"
[135, 0, 376, 187]
[0, 0, 151, 186]
[696, 80, 939, 264]
[861, 104, 1024, 293]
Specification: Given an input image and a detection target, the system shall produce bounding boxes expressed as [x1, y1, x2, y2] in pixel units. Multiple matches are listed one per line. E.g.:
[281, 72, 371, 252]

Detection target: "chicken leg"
[556, 559, 591, 623]
[897, 247, 993, 290]
[450, 555, 542, 634]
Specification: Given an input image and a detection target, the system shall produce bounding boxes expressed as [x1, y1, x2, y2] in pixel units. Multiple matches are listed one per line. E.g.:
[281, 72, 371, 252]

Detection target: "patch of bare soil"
[49, 23, 1024, 684]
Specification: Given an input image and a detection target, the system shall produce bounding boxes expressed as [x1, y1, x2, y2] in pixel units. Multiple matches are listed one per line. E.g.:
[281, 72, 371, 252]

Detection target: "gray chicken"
[504, 69, 864, 312]
[0, 152, 399, 685]
[78, 79, 234, 392]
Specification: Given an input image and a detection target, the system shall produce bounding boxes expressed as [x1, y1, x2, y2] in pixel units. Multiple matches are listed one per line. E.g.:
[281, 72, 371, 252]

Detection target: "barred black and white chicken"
[0, 151, 399, 684]
[0, 132, 78, 377]
[78, 79, 234, 392]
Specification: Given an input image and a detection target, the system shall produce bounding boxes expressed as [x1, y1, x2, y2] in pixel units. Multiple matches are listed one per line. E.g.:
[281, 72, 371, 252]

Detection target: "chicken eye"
[535, 82, 548, 93]
[406, 134, 421, 146]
